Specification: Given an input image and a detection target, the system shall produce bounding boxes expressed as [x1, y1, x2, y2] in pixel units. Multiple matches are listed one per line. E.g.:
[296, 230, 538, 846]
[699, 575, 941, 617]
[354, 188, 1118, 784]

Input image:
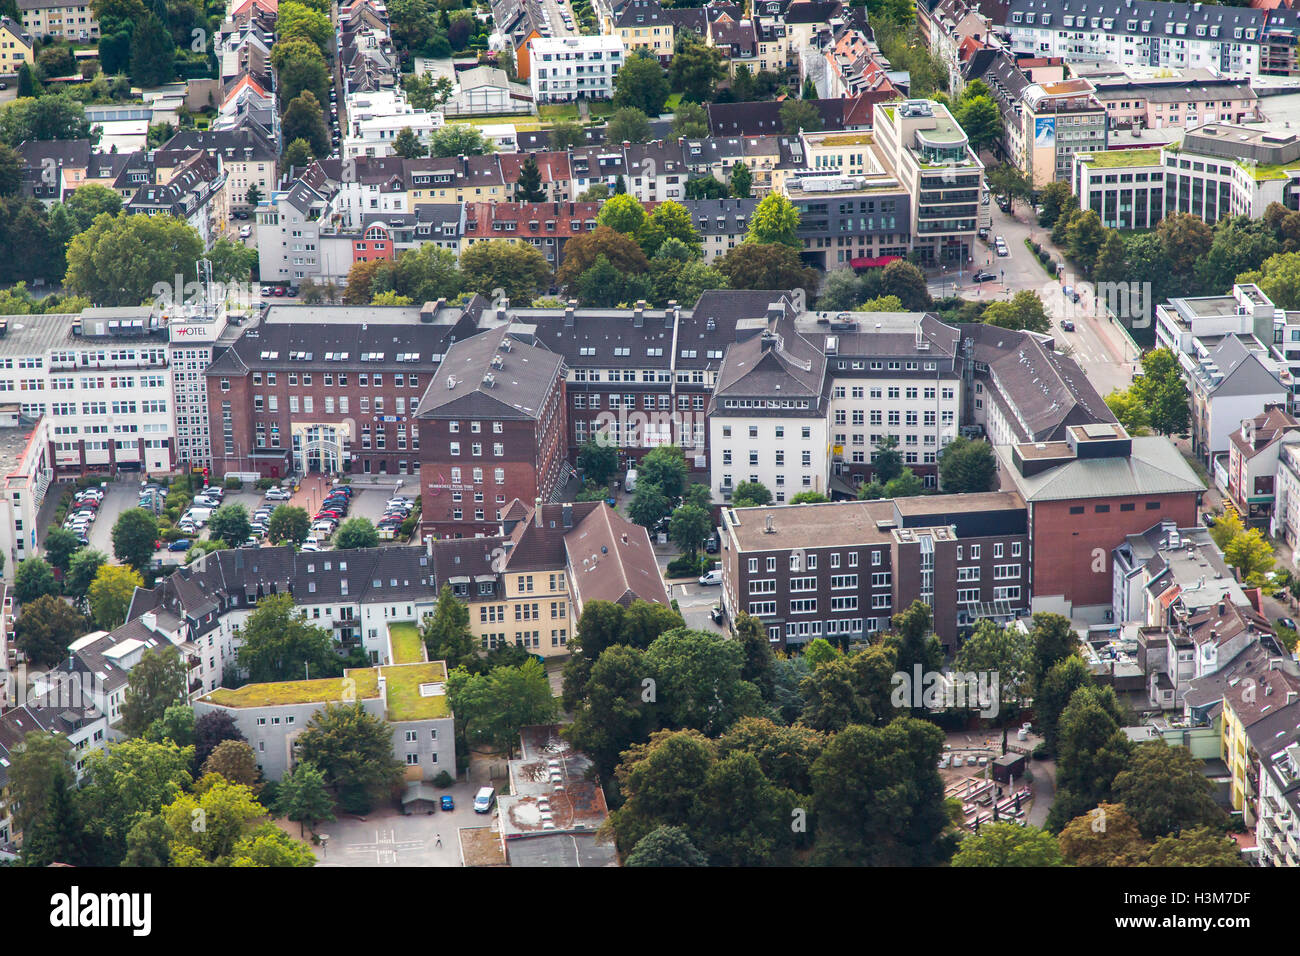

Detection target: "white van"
[474, 786, 496, 814]
[623, 469, 637, 493]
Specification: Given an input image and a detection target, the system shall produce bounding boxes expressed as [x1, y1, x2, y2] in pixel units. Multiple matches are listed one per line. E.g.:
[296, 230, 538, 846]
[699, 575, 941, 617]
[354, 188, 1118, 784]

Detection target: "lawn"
[204, 668, 381, 708]
[538, 103, 581, 122]
[389, 621, 425, 665]
[382, 661, 452, 721]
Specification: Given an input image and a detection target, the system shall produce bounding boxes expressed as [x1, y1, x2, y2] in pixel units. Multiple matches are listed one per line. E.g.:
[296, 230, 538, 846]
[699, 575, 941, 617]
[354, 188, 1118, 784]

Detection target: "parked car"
[699, 568, 722, 586]
[474, 787, 496, 813]
[710, 605, 724, 624]
[301, 542, 321, 552]
[168, 539, 192, 552]
[1278, 618, 1298, 633]
[242, 537, 259, 548]
[440, 795, 454, 811]
[265, 487, 292, 501]
[705, 533, 719, 554]
[239, 225, 252, 239]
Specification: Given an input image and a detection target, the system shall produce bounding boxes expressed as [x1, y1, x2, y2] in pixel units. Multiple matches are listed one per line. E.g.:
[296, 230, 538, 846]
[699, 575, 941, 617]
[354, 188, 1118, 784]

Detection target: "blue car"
[440, 795, 454, 811]
[168, 539, 192, 552]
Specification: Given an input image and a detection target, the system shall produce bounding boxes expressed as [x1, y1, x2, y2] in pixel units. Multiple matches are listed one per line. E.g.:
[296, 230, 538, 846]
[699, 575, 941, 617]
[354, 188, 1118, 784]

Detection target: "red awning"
[848, 255, 902, 269]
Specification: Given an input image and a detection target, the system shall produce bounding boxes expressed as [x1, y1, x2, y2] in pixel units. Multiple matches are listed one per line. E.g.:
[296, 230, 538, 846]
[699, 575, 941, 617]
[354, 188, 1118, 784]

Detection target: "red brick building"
[461, 201, 604, 272]
[997, 423, 1204, 620]
[415, 326, 568, 538]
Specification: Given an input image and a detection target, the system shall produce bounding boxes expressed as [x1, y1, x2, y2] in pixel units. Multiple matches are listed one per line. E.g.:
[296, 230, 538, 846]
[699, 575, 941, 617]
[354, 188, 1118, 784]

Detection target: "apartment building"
[606, 0, 677, 59]
[205, 301, 475, 479]
[15, 0, 97, 41]
[1075, 64, 1259, 130]
[0, 413, 51, 575]
[342, 88, 444, 160]
[528, 34, 625, 103]
[256, 161, 340, 286]
[1006, 0, 1266, 76]
[687, 197, 758, 263]
[460, 200, 601, 270]
[126, 151, 230, 248]
[416, 325, 569, 538]
[164, 123, 277, 210]
[873, 99, 984, 266]
[0, 17, 32, 75]
[0, 309, 175, 476]
[718, 493, 1030, 651]
[1225, 405, 1300, 525]
[996, 423, 1204, 621]
[1246, 699, 1300, 866]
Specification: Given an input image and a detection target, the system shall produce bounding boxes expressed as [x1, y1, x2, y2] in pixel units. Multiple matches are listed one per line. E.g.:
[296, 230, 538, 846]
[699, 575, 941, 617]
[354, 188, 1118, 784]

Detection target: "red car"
[272, 286, 286, 297]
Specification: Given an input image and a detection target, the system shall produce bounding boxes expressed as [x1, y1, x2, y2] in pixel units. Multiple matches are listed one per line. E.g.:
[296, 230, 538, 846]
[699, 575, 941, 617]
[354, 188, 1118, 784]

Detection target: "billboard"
[1034, 116, 1056, 148]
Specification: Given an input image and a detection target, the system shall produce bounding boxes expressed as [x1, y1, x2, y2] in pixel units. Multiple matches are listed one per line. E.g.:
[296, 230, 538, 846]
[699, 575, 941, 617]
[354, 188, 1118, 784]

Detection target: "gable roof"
[415, 325, 562, 420]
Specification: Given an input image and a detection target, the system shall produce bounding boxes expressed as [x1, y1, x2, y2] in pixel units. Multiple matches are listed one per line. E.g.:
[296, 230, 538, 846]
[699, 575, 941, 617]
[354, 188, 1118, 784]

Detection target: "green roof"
[388, 621, 425, 665]
[1237, 159, 1300, 182]
[381, 662, 451, 721]
[1079, 148, 1161, 169]
[203, 668, 381, 708]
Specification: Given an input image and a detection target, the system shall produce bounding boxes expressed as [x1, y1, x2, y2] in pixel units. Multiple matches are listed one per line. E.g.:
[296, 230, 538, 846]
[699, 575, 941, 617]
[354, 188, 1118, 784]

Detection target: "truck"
[623, 468, 638, 493]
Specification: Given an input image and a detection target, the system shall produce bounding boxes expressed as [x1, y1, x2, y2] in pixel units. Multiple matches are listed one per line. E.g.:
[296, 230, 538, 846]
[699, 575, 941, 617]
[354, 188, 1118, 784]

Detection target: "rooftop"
[202, 668, 382, 708]
[1078, 147, 1161, 168]
[381, 661, 450, 721]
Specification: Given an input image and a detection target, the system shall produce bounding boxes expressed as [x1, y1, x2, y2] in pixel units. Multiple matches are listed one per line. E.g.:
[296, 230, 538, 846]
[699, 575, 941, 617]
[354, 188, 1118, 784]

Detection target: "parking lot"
[314, 779, 490, 867]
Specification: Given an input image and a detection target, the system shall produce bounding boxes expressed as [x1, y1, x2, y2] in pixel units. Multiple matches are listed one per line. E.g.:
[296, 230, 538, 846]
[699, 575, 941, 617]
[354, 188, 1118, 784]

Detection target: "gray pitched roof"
[415, 325, 562, 421]
[996, 436, 1205, 502]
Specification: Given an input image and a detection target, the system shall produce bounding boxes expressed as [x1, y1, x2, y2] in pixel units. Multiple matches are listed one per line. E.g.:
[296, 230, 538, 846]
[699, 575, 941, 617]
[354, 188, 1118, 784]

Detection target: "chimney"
[564, 300, 575, 327]
[1219, 601, 1227, 616]
[534, 497, 543, 527]
[562, 503, 572, 528]
[142, 611, 158, 634]
[425, 534, 434, 558]
[666, 299, 678, 328]
[634, 300, 646, 327]
[497, 297, 510, 321]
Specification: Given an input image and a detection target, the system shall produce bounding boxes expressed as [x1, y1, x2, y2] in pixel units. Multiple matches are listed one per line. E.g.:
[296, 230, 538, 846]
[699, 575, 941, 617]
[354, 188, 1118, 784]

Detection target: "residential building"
[686, 197, 758, 262]
[15, 0, 98, 41]
[17, 138, 91, 204]
[460, 200, 600, 270]
[0, 412, 51, 578]
[1188, 335, 1291, 468]
[996, 423, 1205, 621]
[163, 123, 277, 210]
[718, 492, 1030, 651]
[0, 17, 33, 74]
[1075, 64, 1259, 130]
[528, 34, 624, 103]
[255, 161, 341, 286]
[1226, 405, 1300, 524]
[1245, 699, 1300, 866]
[342, 88, 444, 160]
[1112, 520, 1246, 630]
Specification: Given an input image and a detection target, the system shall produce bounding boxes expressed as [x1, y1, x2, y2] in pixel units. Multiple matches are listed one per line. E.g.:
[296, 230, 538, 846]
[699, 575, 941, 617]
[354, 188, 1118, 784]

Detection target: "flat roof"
[381, 661, 450, 721]
[728, 499, 898, 551]
[1078, 147, 1161, 168]
[202, 667, 381, 708]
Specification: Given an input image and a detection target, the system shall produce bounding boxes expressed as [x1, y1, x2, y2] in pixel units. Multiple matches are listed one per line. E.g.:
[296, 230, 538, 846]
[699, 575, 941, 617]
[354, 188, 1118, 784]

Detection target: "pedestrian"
[435, 834, 442, 849]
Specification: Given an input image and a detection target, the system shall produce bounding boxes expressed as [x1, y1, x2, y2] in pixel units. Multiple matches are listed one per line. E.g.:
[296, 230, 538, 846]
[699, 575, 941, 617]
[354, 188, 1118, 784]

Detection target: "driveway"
[314, 779, 485, 867]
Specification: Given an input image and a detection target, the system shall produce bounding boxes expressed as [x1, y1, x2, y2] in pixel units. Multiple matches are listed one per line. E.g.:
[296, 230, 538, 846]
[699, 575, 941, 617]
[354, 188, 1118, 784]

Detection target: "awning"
[848, 255, 902, 270]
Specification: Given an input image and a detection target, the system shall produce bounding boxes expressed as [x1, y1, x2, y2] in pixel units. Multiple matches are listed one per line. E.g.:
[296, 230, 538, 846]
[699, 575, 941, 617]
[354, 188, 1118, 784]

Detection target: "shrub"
[223, 476, 243, 490]
[666, 553, 708, 578]
[256, 478, 276, 490]
[433, 770, 454, 788]
[1032, 742, 1050, 760]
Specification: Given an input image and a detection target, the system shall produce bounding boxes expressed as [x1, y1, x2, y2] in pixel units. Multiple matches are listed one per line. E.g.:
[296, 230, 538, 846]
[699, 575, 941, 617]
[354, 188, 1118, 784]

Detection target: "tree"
[872, 434, 903, 484]
[606, 106, 653, 145]
[577, 182, 611, 202]
[0, 144, 20, 197]
[728, 161, 752, 199]
[201, 739, 260, 790]
[1093, 229, 1127, 285]
[448, 658, 558, 755]
[638, 200, 701, 259]
[597, 193, 647, 235]
[1105, 387, 1151, 436]
[281, 137, 314, 174]
[276, 0, 332, 50]
[194, 710, 246, 771]
[268, 505, 310, 545]
[1223, 526, 1275, 587]
[574, 254, 651, 307]
[731, 480, 771, 508]
[671, 100, 709, 138]
[14, 593, 84, 667]
[798, 645, 897, 732]
[123, 814, 171, 866]
[128, 13, 174, 86]
[144, 704, 194, 749]
[668, 31, 724, 103]
[1064, 208, 1107, 274]
[1131, 347, 1189, 436]
[207, 503, 251, 549]
[392, 243, 462, 303]
[557, 225, 649, 293]
[514, 154, 546, 202]
[65, 548, 106, 601]
[121, 647, 189, 738]
[282, 90, 329, 157]
[859, 294, 905, 312]
[1112, 741, 1225, 840]
[613, 49, 670, 116]
[549, 119, 585, 151]
[952, 823, 1064, 866]
[578, 439, 618, 486]
[982, 289, 1051, 334]
[159, 776, 271, 865]
[879, 258, 931, 311]
[1037, 180, 1075, 227]
[16, 62, 37, 99]
[718, 242, 818, 293]
[811, 718, 952, 866]
[111, 507, 158, 572]
[625, 825, 708, 866]
[608, 729, 715, 854]
[275, 761, 335, 837]
[1157, 211, 1214, 277]
[208, 238, 257, 284]
[885, 468, 924, 499]
[13, 555, 58, 603]
[428, 123, 493, 158]
[87, 564, 143, 630]
[237, 593, 337, 683]
[985, 163, 1032, 212]
[954, 94, 1002, 153]
[938, 437, 996, 493]
[669, 503, 712, 555]
[566, 644, 656, 779]
[1057, 802, 1149, 866]
[334, 517, 380, 550]
[391, 126, 427, 159]
[1197, 216, 1280, 294]
[640, 444, 688, 499]
[779, 98, 820, 134]
[685, 175, 729, 199]
[954, 619, 1032, 706]
[77, 737, 192, 865]
[1144, 826, 1246, 866]
[65, 211, 203, 306]
[643, 627, 763, 735]
[422, 583, 477, 672]
[0, 94, 91, 146]
[693, 750, 797, 865]
[1035, 655, 1092, 757]
[745, 192, 800, 249]
[885, 601, 944, 702]
[1047, 684, 1133, 831]
[9, 731, 83, 866]
[296, 702, 403, 813]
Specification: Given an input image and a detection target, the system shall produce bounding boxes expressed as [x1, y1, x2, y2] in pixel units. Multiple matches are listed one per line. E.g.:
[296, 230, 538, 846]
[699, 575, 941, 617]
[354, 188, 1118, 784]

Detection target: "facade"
[873, 99, 984, 265]
[1246, 700, 1300, 866]
[1079, 65, 1259, 130]
[0, 17, 33, 74]
[0, 414, 52, 579]
[416, 325, 568, 538]
[997, 423, 1205, 621]
[15, 0, 97, 41]
[718, 493, 1030, 651]
[163, 124, 277, 210]
[1226, 405, 1300, 523]
[342, 89, 443, 160]
[528, 34, 625, 103]
[1188, 335, 1291, 466]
